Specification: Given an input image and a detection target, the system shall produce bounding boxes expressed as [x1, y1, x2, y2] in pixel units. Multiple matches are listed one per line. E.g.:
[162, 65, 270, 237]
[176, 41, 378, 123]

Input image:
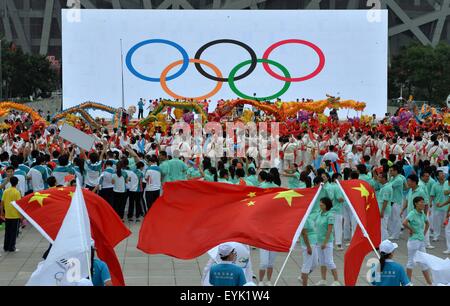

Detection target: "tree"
[1, 39, 59, 100]
[389, 42, 450, 105]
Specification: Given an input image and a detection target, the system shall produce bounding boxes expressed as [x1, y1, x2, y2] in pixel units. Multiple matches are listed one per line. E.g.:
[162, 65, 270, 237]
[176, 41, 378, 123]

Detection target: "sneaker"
[315, 280, 327, 286]
[331, 281, 342, 286]
[258, 281, 265, 286]
[265, 281, 272, 286]
[345, 243, 351, 247]
[128, 218, 134, 222]
[336, 245, 344, 251]
[426, 245, 435, 250]
[297, 276, 302, 281]
[135, 218, 141, 223]
[432, 238, 439, 242]
[443, 250, 450, 255]
[10, 249, 19, 253]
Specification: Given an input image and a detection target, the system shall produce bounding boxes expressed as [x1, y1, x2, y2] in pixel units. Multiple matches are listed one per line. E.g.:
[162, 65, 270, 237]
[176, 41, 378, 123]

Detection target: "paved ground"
[0, 219, 448, 286]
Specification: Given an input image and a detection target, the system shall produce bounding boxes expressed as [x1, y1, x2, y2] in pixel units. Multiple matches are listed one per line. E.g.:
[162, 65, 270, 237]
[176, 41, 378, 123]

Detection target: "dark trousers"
[99, 188, 114, 209]
[138, 109, 144, 119]
[113, 191, 127, 219]
[145, 190, 160, 214]
[86, 185, 96, 192]
[4, 219, 20, 252]
[127, 191, 144, 219]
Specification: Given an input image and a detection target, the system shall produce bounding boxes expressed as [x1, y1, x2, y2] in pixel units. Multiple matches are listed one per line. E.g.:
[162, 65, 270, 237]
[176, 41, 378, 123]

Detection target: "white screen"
[62, 9, 388, 118]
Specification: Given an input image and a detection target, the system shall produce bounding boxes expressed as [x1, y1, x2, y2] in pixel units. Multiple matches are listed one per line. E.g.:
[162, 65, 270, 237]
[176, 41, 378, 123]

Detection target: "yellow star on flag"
[57, 188, 65, 191]
[247, 192, 256, 198]
[247, 201, 255, 207]
[352, 183, 370, 201]
[68, 192, 75, 198]
[273, 190, 303, 207]
[28, 192, 51, 207]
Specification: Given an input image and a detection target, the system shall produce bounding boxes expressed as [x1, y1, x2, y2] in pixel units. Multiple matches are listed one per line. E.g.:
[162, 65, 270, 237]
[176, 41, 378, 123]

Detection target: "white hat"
[218, 244, 234, 257]
[379, 240, 398, 254]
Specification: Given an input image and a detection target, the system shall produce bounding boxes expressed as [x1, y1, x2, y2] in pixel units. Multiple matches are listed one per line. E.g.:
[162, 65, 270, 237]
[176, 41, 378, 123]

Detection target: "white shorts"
[259, 249, 277, 269]
[316, 243, 336, 270]
[301, 245, 318, 274]
[406, 240, 429, 271]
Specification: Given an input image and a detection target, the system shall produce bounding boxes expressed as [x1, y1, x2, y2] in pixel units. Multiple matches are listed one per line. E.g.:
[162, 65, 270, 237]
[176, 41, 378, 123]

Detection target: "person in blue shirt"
[90, 241, 112, 286]
[209, 244, 246, 286]
[372, 240, 411, 286]
[137, 98, 145, 119]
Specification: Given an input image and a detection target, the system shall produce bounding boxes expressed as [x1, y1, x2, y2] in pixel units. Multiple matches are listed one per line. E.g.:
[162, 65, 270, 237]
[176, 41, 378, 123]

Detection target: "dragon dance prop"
[0, 101, 46, 122]
[139, 100, 208, 126]
[209, 96, 366, 122]
[52, 101, 120, 129]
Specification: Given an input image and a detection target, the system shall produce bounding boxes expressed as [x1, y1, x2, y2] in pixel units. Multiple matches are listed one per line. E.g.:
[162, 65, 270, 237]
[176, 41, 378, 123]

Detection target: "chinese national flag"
[339, 180, 381, 286]
[138, 181, 319, 259]
[14, 187, 131, 286]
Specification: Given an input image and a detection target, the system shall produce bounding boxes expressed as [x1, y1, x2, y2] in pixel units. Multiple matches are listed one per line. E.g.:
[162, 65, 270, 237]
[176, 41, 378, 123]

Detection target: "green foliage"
[1, 39, 59, 100]
[389, 42, 450, 105]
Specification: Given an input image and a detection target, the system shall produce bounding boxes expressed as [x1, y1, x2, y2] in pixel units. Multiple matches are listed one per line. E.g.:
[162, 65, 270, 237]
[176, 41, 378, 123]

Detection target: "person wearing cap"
[402, 196, 433, 285]
[209, 244, 246, 286]
[372, 240, 411, 286]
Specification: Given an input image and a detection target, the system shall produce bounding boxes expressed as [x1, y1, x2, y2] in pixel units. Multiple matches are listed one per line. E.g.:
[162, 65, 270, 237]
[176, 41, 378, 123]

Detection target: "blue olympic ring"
[126, 39, 189, 82]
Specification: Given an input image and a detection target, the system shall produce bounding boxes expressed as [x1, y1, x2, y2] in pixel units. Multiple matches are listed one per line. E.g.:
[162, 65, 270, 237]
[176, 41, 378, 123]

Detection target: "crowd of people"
[0, 106, 449, 286]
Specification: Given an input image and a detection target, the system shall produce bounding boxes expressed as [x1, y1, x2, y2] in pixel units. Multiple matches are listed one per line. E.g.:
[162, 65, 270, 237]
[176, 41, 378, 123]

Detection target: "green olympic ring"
[228, 58, 291, 101]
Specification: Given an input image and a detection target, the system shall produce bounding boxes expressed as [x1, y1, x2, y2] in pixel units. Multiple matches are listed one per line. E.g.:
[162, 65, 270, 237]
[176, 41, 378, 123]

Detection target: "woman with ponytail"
[372, 240, 411, 286]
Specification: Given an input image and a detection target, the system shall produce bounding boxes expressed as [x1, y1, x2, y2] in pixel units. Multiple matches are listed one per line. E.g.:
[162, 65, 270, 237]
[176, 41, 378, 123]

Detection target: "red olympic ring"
[262, 39, 325, 82]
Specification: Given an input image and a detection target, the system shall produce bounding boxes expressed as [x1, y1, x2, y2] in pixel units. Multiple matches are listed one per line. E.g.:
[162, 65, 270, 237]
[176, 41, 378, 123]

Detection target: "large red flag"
[339, 180, 381, 286]
[138, 181, 320, 259]
[13, 187, 131, 286]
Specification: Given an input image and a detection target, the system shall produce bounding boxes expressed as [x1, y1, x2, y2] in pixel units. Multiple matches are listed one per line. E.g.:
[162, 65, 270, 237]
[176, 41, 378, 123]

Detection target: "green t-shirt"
[186, 167, 201, 179]
[287, 172, 302, 189]
[377, 183, 393, 216]
[315, 210, 335, 244]
[203, 169, 215, 182]
[389, 174, 405, 204]
[244, 175, 259, 187]
[406, 186, 429, 213]
[167, 158, 188, 181]
[310, 185, 332, 220]
[430, 181, 448, 212]
[327, 182, 345, 215]
[259, 181, 279, 189]
[300, 216, 317, 247]
[159, 160, 171, 183]
[406, 209, 427, 241]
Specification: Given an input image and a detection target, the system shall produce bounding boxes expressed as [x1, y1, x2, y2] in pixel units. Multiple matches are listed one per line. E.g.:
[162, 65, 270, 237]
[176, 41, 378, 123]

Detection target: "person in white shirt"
[144, 156, 161, 213]
[346, 146, 360, 170]
[111, 162, 129, 220]
[322, 145, 339, 163]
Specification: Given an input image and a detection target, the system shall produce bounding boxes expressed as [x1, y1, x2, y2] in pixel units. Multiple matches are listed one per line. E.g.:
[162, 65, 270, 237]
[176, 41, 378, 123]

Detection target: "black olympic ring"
[194, 39, 258, 82]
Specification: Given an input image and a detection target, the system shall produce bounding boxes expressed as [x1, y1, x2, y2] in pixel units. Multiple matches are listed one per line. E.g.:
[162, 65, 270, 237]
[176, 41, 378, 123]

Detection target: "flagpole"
[336, 180, 380, 259]
[274, 184, 324, 286]
[120, 39, 125, 109]
[76, 179, 93, 281]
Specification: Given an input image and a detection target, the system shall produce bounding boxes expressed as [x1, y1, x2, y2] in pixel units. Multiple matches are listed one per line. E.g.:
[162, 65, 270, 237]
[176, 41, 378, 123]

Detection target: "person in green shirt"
[186, 159, 202, 180]
[218, 169, 232, 184]
[315, 197, 341, 286]
[244, 167, 259, 186]
[283, 166, 304, 189]
[375, 172, 393, 241]
[328, 173, 345, 250]
[401, 174, 429, 214]
[158, 151, 171, 183]
[388, 164, 407, 240]
[299, 216, 318, 286]
[257, 171, 279, 286]
[402, 196, 433, 285]
[166, 150, 188, 181]
[430, 170, 448, 241]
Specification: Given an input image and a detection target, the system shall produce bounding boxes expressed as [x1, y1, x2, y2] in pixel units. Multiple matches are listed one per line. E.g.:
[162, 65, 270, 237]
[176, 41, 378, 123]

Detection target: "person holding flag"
[315, 197, 341, 286]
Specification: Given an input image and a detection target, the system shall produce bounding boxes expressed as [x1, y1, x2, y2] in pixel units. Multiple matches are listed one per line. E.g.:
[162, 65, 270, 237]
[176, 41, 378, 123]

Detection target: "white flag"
[414, 251, 450, 286]
[27, 180, 92, 286]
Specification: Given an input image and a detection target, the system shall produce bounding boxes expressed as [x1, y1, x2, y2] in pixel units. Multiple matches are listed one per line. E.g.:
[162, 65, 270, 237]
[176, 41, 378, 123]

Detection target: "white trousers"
[301, 245, 319, 274]
[406, 240, 428, 271]
[333, 214, 343, 246]
[343, 204, 356, 240]
[381, 213, 390, 241]
[432, 210, 447, 240]
[446, 221, 450, 251]
[316, 243, 336, 270]
[259, 249, 277, 269]
[388, 203, 402, 239]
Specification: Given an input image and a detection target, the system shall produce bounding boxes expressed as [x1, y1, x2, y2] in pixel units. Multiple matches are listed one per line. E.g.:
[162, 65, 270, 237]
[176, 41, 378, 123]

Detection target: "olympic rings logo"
[126, 39, 325, 101]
